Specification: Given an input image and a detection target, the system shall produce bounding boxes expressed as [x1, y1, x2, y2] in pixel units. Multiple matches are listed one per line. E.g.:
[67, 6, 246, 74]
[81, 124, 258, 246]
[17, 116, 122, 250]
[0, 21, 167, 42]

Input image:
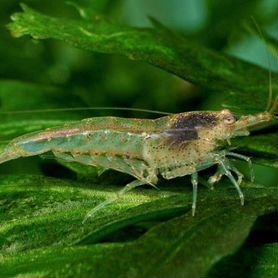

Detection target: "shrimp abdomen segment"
[0, 118, 158, 181]
[53, 151, 152, 181]
[0, 145, 21, 164]
[11, 116, 160, 155]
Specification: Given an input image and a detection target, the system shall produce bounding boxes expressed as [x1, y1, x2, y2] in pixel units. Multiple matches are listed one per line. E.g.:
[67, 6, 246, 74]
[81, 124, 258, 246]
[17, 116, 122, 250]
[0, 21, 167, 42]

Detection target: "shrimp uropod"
[0, 94, 277, 219]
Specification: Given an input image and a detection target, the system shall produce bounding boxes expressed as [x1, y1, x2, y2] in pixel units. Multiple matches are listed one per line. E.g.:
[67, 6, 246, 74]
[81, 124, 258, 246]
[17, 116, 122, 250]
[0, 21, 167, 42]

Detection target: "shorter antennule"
[269, 95, 278, 114]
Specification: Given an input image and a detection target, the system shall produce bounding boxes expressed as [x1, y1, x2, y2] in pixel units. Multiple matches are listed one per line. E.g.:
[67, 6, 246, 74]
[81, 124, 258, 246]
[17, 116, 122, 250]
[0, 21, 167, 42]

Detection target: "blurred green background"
[0, 0, 277, 114]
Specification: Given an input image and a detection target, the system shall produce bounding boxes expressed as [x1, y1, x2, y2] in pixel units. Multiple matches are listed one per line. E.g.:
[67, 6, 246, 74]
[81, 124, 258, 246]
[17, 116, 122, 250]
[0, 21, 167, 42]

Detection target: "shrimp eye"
[223, 115, 236, 124]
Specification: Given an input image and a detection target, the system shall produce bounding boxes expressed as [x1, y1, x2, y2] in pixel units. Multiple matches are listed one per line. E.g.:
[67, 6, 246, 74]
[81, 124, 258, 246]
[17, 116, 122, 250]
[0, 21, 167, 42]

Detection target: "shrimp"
[0, 96, 277, 217]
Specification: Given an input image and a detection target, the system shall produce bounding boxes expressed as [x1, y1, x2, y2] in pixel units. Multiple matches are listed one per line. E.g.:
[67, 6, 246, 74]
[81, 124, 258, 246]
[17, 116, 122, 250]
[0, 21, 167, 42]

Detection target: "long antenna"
[0, 106, 173, 116]
[250, 16, 274, 112]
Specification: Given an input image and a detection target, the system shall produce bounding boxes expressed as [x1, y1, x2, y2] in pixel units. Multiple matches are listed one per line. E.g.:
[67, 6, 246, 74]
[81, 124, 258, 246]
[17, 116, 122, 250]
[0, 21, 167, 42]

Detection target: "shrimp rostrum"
[0, 100, 277, 216]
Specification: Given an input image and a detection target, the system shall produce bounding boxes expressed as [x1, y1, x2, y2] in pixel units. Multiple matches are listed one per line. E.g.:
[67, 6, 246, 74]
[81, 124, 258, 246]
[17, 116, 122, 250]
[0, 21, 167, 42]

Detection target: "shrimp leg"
[227, 151, 254, 182]
[229, 164, 244, 185]
[208, 166, 224, 189]
[209, 158, 244, 186]
[218, 159, 244, 206]
[191, 172, 198, 216]
[83, 179, 146, 223]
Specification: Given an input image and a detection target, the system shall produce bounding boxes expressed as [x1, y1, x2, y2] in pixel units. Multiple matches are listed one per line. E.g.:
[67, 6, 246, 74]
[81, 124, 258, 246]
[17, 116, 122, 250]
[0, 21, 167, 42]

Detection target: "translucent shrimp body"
[0, 107, 276, 216]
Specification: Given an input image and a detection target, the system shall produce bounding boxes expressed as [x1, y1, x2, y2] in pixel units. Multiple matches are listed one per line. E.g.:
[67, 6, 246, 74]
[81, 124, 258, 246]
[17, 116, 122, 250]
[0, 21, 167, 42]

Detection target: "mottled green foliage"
[208, 243, 278, 278]
[0, 1, 277, 278]
[7, 4, 278, 115]
[0, 175, 277, 278]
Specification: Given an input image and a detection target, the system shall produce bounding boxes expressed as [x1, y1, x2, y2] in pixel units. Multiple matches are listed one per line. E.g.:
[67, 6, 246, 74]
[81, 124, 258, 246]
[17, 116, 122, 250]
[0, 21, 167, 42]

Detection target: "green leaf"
[252, 157, 278, 169]
[207, 244, 278, 278]
[233, 133, 277, 156]
[0, 175, 277, 277]
[0, 80, 89, 140]
[65, 0, 118, 18]
[0, 80, 77, 111]
[7, 4, 277, 114]
[231, 132, 278, 168]
[198, 0, 262, 49]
